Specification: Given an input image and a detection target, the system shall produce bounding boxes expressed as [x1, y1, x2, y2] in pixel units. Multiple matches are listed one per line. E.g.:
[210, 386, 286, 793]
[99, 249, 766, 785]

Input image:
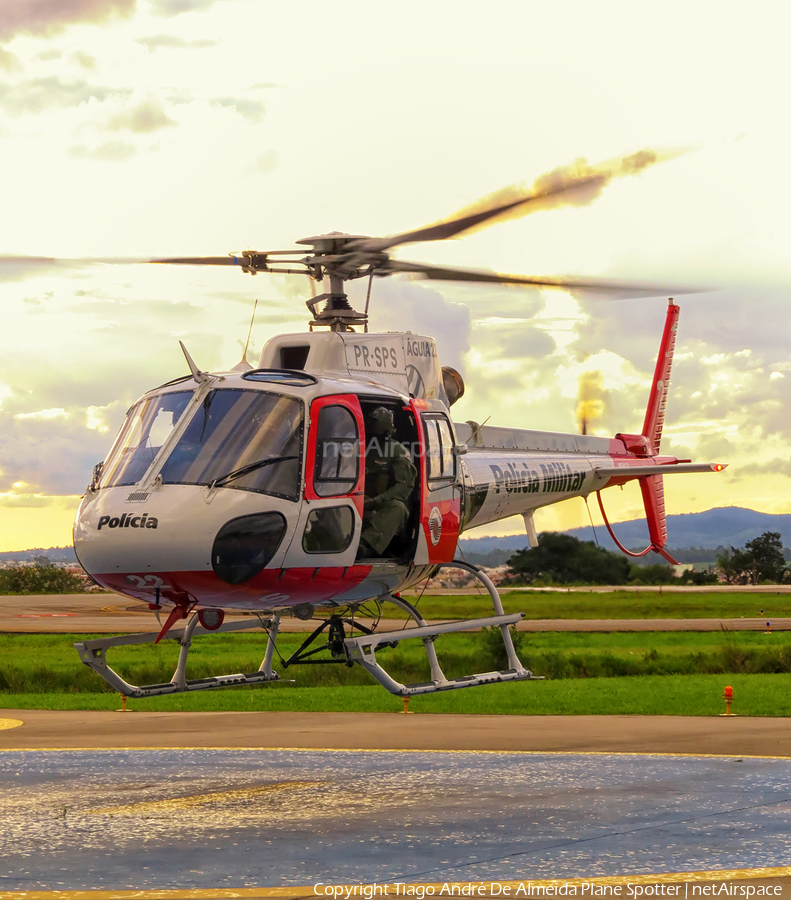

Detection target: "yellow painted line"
[1, 745, 791, 761]
[90, 781, 319, 814]
[0, 718, 22, 730]
[0, 890, 310, 899]
[3, 869, 791, 899]
[414, 867, 791, 887]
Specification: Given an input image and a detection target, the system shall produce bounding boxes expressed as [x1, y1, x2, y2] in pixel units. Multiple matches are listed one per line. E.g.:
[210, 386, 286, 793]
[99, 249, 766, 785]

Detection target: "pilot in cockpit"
[358, 407, 416, 559]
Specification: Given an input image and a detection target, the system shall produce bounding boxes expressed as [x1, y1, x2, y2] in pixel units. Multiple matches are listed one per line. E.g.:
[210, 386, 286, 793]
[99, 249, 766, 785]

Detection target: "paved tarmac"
[2, 742, 791, 892]
[2, 593, 790, 633]
[4, 713, 791, 895]
[2, 709, 791, 756]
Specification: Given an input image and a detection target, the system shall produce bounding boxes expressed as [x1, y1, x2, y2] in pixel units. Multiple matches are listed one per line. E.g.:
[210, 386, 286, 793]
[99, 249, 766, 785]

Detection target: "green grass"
[3, 674, 790, 716]
[4, 631, 791, 697]
[410, 590, 791, 620]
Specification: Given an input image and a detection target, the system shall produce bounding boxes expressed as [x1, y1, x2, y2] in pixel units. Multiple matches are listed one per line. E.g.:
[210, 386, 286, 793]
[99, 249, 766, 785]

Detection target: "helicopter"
[9, 148, 726, 699]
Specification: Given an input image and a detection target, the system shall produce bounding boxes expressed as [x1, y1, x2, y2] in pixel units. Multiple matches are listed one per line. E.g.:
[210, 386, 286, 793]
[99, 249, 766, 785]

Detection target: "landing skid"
[345, 561, 542, 696]
[74, 616, 282, 699]
[74, 562, 540, 699]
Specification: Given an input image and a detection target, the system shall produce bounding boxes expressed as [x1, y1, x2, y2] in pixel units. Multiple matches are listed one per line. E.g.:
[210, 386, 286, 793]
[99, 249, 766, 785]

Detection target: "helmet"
[369, 407, 395, 436]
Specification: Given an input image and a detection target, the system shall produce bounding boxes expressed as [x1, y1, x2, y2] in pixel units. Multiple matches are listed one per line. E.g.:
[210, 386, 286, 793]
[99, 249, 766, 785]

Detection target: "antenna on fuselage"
[179, 341, 208, 383]
[231, 299, 258, 372]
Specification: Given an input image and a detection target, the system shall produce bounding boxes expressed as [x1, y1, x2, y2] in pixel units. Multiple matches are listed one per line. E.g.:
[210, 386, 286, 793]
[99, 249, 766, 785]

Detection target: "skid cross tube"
[74, 616, 283, 698]
[277, 614, 393, 668]
[344, 561, 542, 696]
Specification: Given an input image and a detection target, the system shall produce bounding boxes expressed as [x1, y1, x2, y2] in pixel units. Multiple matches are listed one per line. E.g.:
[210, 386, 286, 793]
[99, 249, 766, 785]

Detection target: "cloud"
[14, 408, 68, 421]
[106, 99, 175, 133]
[0, 488, 82, 509]
[0, 47, 21, 72]
[136, 34, 219, 51]
[34, 49, 63, 62]
[473, 321, 556, 360]
[0, 403, 116, 495]
[737, 458, 791, 478]
[577, 287, 791, 375]
[0, 76, 123, 116]
[71, 51, 97, 70]
[0, 277, 294, 498]
[148, 0, 226, 16]
[69, 141, 137, 161]
[451, 284, 546, 321]
[244, 149, 279, 175]
[694, 434, 737, 460]
[210, 96, 266, 123]
[0, 0, 135, 40]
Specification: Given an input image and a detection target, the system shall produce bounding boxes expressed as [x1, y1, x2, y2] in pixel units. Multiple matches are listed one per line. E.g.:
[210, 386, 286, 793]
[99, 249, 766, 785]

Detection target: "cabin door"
[413, 404, 461, 565]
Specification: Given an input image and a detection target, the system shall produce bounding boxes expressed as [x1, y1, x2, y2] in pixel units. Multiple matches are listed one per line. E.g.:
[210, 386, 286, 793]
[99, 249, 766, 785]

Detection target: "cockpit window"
[159, 389, 303, 500]
[99, 390, 193, 489]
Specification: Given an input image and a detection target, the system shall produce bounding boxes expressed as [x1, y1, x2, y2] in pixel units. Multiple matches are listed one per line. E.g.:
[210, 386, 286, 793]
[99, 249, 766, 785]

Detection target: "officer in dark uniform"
[358, 407, 416, 558]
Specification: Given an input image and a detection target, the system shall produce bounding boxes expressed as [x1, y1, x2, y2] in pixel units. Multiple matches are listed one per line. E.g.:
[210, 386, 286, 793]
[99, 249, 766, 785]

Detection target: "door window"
[313, 405, 359, 496]
[302, 506, 355, 554]
[422, 414, 456, 484]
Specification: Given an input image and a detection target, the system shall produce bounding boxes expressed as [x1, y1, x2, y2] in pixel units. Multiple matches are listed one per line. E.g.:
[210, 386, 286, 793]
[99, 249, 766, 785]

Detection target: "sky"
[1, 0, 791, 551]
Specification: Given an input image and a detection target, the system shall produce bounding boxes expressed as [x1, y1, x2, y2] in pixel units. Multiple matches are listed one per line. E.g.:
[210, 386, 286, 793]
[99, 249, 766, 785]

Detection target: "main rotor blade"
[0, 252, 306, 282]
[0, 254, 155, 268]
[150, 253, 310, 276]
[356, 147, 686, 254]
[384, 259, 693, 298]
[0, 254, 158, 283]
[150, 252, 304, 266]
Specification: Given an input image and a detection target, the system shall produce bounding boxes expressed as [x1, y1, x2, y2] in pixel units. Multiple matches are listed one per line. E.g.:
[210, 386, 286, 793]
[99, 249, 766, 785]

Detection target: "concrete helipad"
[3, 747, 791, 892]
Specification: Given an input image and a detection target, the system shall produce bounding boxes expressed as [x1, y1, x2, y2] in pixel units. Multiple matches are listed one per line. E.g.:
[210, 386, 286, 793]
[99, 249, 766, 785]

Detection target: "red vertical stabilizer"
[640, 300, 680, 565]
[642, 299, 680, 455]
[640, 474, 677, 564]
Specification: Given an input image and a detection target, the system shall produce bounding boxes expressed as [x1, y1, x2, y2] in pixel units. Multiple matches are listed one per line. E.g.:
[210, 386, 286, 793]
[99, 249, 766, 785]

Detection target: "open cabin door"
[412, 400, 461, 565]
[282, 394, 365, 570]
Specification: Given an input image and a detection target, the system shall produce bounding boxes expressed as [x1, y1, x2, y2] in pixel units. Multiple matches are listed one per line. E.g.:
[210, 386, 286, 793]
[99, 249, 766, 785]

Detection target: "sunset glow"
[2, 1, 791, 550]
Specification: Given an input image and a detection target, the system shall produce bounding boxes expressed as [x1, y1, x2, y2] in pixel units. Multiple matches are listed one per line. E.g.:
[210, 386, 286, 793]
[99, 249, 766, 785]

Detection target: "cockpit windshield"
[98, 388, 304, 500]
[100, 390, 193, 489]
[159, 389, 303, 500]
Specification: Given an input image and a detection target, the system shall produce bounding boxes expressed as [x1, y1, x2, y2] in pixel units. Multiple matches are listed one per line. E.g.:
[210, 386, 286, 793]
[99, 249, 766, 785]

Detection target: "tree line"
[716, 532, 789, 585]
[505, 531, 789, 586]
[0, 565, 88, 594]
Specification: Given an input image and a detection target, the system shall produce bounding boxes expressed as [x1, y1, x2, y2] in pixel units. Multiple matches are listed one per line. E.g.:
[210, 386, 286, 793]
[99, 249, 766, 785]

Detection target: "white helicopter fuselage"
[73, 330, 683, 614]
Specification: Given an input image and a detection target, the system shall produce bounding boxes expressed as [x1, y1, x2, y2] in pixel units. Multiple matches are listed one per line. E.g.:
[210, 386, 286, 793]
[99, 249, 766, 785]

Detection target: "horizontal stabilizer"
[595, 462, 727, 479]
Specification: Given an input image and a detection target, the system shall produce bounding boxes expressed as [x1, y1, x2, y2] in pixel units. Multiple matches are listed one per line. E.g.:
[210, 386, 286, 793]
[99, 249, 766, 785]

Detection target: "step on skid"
[74, 616, 283, 699]
[344, 561, 542, 696]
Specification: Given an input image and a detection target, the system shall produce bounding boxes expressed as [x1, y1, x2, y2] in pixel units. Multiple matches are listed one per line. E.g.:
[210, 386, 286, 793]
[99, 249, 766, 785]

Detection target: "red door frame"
[305, 394, 365, 517]
[411, 401, 461, 564]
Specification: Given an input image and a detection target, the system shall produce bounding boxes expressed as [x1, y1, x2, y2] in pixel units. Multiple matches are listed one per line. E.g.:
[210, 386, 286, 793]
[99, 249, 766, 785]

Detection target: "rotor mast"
[298, 232, 371, 332]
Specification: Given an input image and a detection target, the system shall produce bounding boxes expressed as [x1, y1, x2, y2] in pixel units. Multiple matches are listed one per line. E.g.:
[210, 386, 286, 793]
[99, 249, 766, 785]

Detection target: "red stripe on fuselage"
[95, 565, 374, 610]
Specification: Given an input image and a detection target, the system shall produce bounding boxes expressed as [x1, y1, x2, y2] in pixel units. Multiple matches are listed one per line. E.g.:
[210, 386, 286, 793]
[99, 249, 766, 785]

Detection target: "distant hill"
[459, 507, 791, 563]
[0, 546, 77, 563]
